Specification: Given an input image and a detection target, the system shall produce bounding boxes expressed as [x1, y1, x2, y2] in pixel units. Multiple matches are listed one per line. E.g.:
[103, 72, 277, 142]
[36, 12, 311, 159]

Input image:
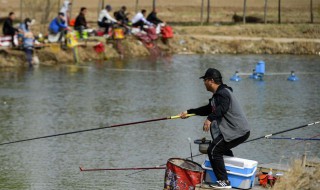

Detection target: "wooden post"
[97, 0, 102, 18]
[264, 0, 268, 24]
[206, 0, 211, 23]
[70, 0, 74, 22]
[153, 0, 156, 10]
[200, 0, 204, 25]
[243, 0, 247, 24]
[102, 0, 105, 8]
[58, 0, 61, 13]
[301, 153, 307, 167]
[310, 0, 314, 23]
[278, 0, 281, 23]
[135, 0, 139, 13]
[20, 0, 22, 21]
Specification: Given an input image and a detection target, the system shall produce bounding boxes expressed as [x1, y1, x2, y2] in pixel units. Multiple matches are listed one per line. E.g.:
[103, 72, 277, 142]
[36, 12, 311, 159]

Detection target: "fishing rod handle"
[170, 114, 196, 119]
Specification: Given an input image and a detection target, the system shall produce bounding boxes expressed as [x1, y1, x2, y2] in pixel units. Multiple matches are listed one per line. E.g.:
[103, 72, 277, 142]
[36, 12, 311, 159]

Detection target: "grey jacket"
[187, 84, 250, 142]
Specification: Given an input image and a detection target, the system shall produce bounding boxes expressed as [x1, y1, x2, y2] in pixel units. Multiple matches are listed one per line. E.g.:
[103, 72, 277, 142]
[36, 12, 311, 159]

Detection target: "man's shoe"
[209, 180, 231, 189]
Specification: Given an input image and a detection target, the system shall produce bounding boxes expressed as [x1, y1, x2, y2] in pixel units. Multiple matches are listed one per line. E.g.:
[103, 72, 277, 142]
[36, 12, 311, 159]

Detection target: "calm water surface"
[0, 54, 319, 190]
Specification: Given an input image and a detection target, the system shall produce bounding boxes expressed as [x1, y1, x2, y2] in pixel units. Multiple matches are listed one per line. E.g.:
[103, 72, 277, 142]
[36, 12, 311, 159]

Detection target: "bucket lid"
[194, 139, 211, 144]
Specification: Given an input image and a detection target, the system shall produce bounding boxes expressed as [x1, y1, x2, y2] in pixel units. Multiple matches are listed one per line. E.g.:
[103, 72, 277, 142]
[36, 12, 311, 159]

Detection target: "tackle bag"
[93, 42, 105, 53]
[164, 158, 204, 190]
[161, 25, 174, 39]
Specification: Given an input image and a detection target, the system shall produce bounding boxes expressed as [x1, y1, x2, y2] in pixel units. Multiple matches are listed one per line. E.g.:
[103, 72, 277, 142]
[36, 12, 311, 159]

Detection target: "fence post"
[200, 0, 204, 25]
[243, 0, 247, 24]
[70, 0, 74, 22]
[206, 0, 211, 23]
[278, 0, 281, 23]
[135, 0, 139, 13]
[310, 0, 314, 23]
[264, 0, 268, 24]
[20, 0, 23, 21]
[153, 0, 156, 10]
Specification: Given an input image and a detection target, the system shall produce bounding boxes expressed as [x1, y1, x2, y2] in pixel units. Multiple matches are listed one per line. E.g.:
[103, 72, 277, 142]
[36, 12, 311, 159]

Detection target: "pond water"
[0, 54, 319, 190]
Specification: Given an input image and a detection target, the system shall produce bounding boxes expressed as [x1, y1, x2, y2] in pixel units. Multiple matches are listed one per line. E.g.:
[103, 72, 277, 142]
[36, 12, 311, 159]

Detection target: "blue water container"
[230, 71, 241, 82]
[287, 71, 299, 81]
[255, 61, 265, 75]
[249, 69, 259, 79]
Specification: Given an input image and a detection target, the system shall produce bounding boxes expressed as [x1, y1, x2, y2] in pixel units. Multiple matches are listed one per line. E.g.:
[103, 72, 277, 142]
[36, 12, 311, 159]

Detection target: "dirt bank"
[1, 24, 319, 67]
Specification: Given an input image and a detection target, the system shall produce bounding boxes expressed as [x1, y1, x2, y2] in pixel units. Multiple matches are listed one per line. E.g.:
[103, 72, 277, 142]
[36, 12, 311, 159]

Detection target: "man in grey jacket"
[179, 68, 250, 189]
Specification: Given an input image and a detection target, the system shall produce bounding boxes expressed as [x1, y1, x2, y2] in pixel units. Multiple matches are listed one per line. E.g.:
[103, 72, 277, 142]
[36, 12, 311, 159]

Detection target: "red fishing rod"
[80, 166, 166, 172]
[0, 114, 195, 146]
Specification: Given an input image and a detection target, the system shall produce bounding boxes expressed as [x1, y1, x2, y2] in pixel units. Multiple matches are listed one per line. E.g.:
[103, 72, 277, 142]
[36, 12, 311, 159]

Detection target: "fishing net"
[164, 158, 204, 190]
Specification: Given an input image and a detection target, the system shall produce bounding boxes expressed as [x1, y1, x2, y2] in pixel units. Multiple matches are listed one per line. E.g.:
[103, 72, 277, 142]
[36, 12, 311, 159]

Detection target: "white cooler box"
[202, 156, 258, 189]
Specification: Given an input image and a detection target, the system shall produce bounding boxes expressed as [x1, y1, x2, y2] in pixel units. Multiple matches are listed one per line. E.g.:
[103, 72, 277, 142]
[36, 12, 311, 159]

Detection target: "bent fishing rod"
[127, 120, 320, 176]
[0, 114, 195, 146]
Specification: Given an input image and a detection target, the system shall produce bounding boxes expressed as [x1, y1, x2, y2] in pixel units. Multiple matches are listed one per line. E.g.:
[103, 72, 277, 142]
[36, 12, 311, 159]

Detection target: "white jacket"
[98, 9, 117, 23]
[131, 12, 152, 26]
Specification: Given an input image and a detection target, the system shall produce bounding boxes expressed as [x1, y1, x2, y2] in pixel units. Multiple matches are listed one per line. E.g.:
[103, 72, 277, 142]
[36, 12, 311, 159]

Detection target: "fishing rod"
[266, 137, 320, 141]
[127, 120, 320, 176]
[0, 114, 195, 146]
[244, 121, 320, 143]
[80, 166, 166, 172]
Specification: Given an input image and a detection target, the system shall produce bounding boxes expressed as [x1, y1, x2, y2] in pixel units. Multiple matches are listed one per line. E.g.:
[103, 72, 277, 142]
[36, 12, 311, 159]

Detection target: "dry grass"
[272, 158, 320, 190]
[1, 0, 319, 24]
[174, 24, 320, 38]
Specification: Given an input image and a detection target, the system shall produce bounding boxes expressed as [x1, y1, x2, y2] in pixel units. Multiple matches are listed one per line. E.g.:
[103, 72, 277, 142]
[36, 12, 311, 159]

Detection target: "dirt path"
[181, 34, 320, 43]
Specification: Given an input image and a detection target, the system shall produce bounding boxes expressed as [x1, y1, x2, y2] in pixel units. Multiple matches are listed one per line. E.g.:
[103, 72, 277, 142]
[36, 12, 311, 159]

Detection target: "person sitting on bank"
[74, 7, 89, 39]
[131, 9, 153, 30]
[48, 12, 69, 43]
[114, 6, 130, 25]
[98, 5, 118, 36]
[2, 12, 19, 47]
[146, 8, 164, 26]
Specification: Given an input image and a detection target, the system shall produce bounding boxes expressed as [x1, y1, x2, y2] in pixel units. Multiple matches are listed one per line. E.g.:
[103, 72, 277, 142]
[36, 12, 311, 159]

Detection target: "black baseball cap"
[199, 68, 222, 80]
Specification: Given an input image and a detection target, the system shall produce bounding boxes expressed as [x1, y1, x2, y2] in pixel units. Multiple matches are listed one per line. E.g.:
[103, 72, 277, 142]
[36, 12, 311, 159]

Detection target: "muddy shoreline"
[1, 30, 319, 68]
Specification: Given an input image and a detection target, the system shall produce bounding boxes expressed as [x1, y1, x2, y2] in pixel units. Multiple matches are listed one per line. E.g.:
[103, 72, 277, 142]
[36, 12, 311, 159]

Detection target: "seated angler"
[74, 7, 90, 39]
[48, 12, 69, 43]
[114, 6, 130, 25]
[98, 5, 119, 37]
[131, 9, 153, 30]
[146, 8, 164, 26]
[2, 12, 20, 47]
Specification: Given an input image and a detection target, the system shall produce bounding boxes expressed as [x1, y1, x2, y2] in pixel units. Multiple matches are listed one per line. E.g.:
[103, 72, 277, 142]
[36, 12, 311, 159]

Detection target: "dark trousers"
[132, 20, 144, 30]
[58, 29, 67, 42]
[25, 47, 33, 67]
[98, 22, 113, 34]
[5, 33, 16, 47]
[207, 132, 250, 181]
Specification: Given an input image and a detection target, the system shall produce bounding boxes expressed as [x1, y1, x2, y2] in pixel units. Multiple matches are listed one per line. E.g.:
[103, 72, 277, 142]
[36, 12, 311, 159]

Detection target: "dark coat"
[74, 13, 87, 28]
[146, 12, 163, 25]
[2, 17, 18, 35]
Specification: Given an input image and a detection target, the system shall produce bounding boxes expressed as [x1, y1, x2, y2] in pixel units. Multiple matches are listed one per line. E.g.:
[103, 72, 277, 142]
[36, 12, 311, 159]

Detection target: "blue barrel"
[255, 61, 265, 75]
